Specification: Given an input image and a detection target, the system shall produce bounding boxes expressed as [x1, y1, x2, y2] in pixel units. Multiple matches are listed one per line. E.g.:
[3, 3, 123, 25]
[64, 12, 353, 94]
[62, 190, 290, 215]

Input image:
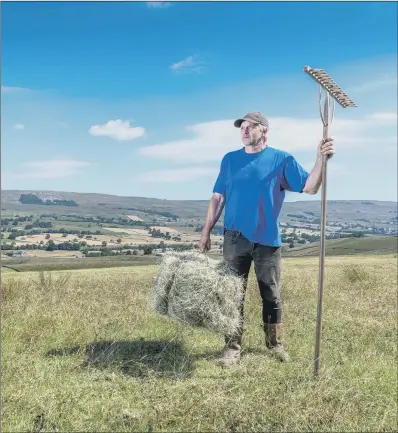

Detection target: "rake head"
[304, 65, 357, 108]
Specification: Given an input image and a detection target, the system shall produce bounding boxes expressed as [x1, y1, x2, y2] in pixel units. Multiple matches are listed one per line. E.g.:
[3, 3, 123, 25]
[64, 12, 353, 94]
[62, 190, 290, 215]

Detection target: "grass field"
[1, 255, 160, 272]
[2, 254, 397, 432]
[284, 236, 397, 257]
[9, 250, 83, 258]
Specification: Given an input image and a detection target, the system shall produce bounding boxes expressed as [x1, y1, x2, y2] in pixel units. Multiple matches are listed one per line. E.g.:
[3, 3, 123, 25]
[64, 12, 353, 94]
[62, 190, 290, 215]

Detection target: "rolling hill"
[2, 190, 397, 225]
[283, 235, 397, 257]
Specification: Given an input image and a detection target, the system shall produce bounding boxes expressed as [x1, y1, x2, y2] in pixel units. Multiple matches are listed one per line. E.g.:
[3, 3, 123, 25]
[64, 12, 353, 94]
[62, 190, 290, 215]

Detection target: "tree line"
[18, 193, 78, 206]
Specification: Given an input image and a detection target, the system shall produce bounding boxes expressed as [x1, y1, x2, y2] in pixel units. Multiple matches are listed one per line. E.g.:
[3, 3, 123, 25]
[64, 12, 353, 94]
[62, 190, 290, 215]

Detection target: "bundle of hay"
[150, 251, 245, 336]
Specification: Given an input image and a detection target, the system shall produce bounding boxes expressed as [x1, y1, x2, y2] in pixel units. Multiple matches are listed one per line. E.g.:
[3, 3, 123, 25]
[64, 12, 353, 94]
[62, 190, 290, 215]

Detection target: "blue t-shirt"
[213, 146, 309, 247]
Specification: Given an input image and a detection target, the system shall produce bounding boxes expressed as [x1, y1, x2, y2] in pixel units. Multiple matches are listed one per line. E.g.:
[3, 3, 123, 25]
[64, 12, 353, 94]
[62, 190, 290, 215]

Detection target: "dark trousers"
[223, 229, 282, 327]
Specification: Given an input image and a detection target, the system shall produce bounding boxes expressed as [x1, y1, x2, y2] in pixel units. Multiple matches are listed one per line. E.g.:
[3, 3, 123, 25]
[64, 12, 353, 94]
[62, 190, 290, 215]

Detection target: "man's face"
[240, 120, 264, 146]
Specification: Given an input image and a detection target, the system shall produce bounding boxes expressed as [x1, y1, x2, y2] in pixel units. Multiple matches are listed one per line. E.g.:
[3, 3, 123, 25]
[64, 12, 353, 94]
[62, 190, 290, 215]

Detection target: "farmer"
[198, 112, 334, 366]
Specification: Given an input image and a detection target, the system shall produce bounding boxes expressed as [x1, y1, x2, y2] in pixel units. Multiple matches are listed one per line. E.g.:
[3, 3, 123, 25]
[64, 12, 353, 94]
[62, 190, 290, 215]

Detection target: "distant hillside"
[2, 190, 397, 225]
[283, 236, 397, 257]
[1, 190, 209, 219]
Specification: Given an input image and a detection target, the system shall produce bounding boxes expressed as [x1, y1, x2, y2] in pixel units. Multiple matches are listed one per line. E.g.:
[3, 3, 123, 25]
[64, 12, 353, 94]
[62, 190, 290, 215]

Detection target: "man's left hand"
[317, 137, 335, 160]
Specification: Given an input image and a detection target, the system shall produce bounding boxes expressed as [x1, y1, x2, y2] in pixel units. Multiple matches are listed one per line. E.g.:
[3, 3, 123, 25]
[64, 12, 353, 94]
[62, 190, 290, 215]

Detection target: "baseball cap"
[234, 112, 269, 129]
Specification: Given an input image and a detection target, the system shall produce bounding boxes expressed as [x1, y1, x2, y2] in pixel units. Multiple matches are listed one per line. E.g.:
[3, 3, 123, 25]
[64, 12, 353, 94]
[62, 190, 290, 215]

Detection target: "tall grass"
[2, 255, 397, 432]
[342, 264, 370, 283]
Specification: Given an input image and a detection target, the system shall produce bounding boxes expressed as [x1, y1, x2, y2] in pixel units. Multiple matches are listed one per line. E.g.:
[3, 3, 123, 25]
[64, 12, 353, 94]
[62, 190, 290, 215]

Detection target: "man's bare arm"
[202, 192, 226, 235]
[302, 137, 335, 195]
[302, 157, 323, 195]
[198, 193, 225, 252]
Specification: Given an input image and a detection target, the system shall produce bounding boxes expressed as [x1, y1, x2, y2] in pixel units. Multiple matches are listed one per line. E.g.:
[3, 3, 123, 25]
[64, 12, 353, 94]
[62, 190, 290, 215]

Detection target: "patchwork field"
[103, 227, 222, 245]
[149, 226, 181, 234]
[12, 227, 224, 248]
[126, 215, 144, 221]
[17, 249, 84, 258]
[13, 233, 122, 247]
[2, 254, 396, 432]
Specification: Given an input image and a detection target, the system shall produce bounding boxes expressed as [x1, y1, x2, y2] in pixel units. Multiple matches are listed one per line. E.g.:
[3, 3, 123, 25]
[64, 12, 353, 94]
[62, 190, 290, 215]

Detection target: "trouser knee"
[258, 282, 282, 323]
[262, 299, 282, 324]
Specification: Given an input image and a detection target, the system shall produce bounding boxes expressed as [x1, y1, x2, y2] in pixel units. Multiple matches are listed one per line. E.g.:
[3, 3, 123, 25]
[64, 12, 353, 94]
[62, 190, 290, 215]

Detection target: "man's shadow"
[46, 338, 196, 379]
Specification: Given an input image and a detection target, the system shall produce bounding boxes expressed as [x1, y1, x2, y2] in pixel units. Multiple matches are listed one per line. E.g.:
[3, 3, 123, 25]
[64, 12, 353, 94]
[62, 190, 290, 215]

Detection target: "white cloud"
[302, 161, 348, 176]
[13, 123, 25, 130]
[146, 2, 172, 8]
[1, 86, 31, 94]
[137, 112, 397, 164]
[89, 119, 145, 141]
[348, 76, 397, 94]
[367, 112, 397, 123]
[137, 167, 219, 183]
[57, 121, 70, 129]
[170, 55, 204, 74]
[12, 158, 95, 179]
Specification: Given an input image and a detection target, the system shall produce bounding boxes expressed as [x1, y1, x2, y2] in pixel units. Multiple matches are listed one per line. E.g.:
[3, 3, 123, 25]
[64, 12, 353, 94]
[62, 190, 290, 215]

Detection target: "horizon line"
[1, 189, 397, 204]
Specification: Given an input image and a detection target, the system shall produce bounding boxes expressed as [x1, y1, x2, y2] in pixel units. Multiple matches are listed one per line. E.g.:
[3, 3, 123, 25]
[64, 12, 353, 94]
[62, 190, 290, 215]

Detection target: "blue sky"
[2, 1, 397, 201]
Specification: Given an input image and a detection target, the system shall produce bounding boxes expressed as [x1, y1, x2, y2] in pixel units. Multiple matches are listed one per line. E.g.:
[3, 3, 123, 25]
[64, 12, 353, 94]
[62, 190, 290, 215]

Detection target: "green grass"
[2, 255, 397, 432]
[1, 255, 160, 272]
[50, 221, 98, 231]
[284, 236, 397, 257]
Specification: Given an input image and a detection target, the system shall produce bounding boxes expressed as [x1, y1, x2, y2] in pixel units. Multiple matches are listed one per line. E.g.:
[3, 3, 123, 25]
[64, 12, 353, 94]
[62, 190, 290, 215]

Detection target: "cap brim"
[234, 118, 260, 128]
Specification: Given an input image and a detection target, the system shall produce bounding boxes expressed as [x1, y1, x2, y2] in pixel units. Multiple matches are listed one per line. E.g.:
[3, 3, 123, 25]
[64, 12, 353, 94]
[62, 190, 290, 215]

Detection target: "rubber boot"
[264, 323, 290, 362]
[217, 333, 242, 367]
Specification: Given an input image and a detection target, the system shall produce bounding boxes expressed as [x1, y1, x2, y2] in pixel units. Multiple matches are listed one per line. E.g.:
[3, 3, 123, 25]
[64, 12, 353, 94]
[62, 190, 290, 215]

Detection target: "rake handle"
[314, 90, 330, 377]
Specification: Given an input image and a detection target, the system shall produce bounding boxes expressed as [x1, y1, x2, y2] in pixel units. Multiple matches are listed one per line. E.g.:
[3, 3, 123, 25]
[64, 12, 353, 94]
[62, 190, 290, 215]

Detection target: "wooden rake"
[303, 66, 357, 377]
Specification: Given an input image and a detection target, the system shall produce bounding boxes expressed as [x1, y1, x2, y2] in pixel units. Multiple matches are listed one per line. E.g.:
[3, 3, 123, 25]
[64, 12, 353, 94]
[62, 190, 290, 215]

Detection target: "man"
[198, 112, 334, 367]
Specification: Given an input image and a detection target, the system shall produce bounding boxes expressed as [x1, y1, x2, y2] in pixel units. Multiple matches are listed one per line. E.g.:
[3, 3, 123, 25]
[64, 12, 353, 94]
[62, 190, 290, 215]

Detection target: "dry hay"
[150, 251, 245, 336]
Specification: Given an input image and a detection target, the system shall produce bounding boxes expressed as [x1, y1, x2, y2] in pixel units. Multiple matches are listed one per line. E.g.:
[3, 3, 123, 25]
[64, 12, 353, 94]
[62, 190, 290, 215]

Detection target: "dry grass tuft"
[343, 264, 370, 283]
[150, 251, 245, 335]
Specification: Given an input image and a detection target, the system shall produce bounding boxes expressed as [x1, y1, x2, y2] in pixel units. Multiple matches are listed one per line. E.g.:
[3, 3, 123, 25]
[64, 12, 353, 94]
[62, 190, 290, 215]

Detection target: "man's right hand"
[198, 233, 211, 253]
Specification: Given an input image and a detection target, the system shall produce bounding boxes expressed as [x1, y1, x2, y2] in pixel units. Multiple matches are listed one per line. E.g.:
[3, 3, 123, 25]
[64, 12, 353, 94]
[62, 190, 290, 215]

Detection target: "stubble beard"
[245, 136, 262, 147]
